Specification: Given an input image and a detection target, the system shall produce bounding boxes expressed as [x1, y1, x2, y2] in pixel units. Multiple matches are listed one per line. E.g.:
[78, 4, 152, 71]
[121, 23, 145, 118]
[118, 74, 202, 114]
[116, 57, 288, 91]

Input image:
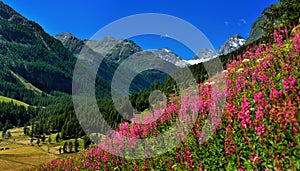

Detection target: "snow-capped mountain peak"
[217, 34, 246, 55]
[162, 48, 171, 53]
[151, 48, 188, 68]
[184, 34, 245, 65]
[183, 48, 218, 65]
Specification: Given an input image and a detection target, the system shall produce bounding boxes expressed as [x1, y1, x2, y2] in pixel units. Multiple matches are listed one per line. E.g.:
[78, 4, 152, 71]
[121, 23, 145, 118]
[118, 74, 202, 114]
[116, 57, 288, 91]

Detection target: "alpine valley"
[0, 0, 299, 171]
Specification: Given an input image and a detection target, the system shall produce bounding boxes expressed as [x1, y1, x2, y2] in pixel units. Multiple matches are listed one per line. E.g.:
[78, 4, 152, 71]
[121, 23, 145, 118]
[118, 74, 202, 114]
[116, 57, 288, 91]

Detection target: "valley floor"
[0, 127, 83, 171]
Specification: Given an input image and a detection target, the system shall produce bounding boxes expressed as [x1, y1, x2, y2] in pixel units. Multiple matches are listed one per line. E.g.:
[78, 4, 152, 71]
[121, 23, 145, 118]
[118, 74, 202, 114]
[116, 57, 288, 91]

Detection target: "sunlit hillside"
[34, 26, 300, 171]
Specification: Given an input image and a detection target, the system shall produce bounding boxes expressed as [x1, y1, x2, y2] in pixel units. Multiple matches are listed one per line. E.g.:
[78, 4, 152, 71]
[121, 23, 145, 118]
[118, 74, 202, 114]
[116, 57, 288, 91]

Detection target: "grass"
[10, 70, 43, 94]
[0, 96, 30, 108]
[0, 127, 85, 171]
[0, 147, 57, 171]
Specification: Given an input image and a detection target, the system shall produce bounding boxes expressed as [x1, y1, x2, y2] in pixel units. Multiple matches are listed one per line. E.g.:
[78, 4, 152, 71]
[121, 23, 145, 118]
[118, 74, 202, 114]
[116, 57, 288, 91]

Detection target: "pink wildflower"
[293, 32, 300, 52]
[240, 97, 252, 129]
[255, 124, 266, 138]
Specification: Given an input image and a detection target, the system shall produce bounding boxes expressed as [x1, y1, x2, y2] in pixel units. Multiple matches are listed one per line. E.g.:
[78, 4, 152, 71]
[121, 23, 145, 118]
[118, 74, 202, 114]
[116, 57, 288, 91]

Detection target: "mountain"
[151, 48, 188, 68]
[192, 48, 217, 60]
[0, 1, 276, 108]
[0, 2, 73, 95]
[247, 2, 300, 44]
[184, 48, 218, 65]
[217, 34, 246, 55]
[0, 1, 112, 105]
[55, 33, 187, 68]
[183, 35, 245, 65]
[55, 32, 142, 62]
[55, 33, 171, 94]
[54, 32, 85, 56]
[246, 5, 276, 44]
[55, 31, 248, 70]
[0, 1, 114, 133]
[104, 39, 142, 63]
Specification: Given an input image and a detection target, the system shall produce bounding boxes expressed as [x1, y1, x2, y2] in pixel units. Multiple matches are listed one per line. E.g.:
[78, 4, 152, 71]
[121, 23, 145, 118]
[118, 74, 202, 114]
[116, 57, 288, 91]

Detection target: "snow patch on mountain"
[217, 34, 246, 55]
[151, 48, 188, 68]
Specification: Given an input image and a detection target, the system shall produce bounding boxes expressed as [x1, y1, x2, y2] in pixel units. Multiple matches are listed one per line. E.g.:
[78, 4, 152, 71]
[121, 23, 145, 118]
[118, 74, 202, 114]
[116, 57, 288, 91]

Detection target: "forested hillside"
[0, 1, 113, 131]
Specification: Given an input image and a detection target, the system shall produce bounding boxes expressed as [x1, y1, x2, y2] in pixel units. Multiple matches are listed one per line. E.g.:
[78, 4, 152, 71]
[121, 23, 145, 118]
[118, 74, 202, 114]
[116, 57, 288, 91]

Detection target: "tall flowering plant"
[34, 25, 300, 171]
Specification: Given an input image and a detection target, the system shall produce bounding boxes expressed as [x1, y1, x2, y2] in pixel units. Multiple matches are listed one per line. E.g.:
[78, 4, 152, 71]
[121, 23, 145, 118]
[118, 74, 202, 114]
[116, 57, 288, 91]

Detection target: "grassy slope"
[0, 96, 30, 108]
[10, 70, 43, 94]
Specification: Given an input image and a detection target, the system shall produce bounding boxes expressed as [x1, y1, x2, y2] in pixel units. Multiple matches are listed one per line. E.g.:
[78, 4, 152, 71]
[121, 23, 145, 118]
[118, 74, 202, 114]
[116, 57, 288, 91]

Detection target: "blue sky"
[3, 0, 278, 59]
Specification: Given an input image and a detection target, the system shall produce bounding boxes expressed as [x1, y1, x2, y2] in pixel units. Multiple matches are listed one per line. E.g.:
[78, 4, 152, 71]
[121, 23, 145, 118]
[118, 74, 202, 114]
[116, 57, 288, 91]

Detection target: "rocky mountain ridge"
[184, 34, 246, 65]
[217, 34, 246, 55]
[56, 33, 246, 68]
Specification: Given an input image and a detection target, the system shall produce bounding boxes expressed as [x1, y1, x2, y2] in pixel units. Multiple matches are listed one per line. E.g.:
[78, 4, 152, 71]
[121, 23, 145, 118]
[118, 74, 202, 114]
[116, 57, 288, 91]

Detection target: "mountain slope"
[246, 5, 276, 44]
[0, 1, 111, 105]
[150, 48, 188, 68]
[55, 33, 183, 93]
[192, 48, 217, 60]
[0, 1, 74, 93]
[0, 95, 30, 108]
[184, 34, 246, 65]
[217, 34, 246, 55]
